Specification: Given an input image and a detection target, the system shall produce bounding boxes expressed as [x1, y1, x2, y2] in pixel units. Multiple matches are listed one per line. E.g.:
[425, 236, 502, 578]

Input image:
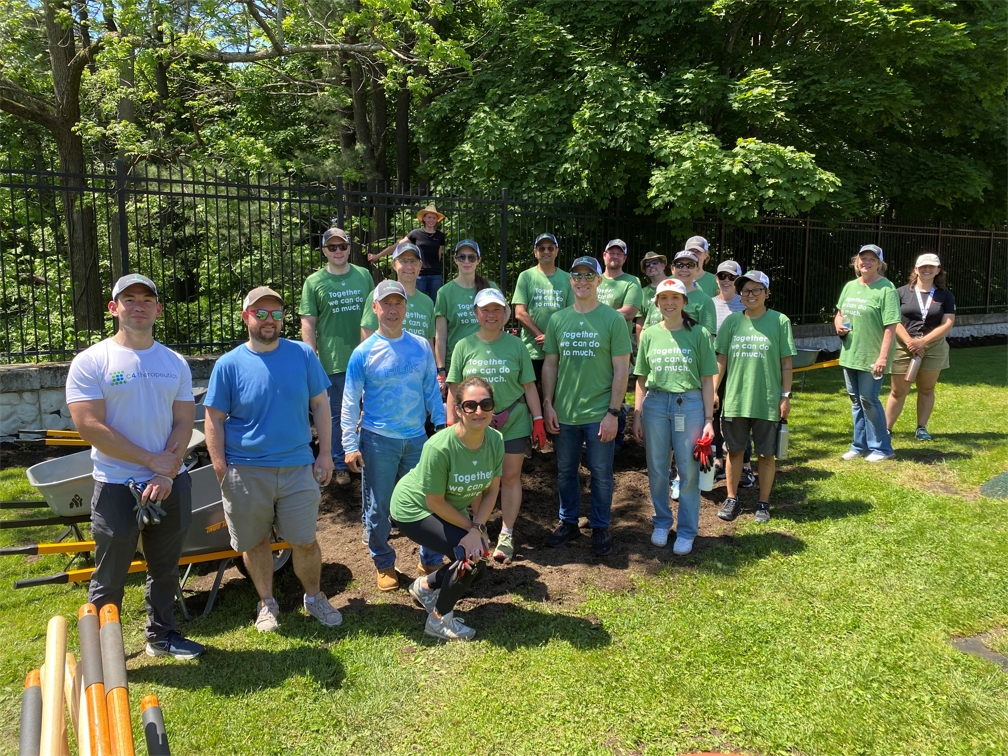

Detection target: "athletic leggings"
[393, 513, 485, 615]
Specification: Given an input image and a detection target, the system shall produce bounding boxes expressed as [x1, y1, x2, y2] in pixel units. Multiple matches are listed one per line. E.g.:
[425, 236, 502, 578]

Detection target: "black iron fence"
[2, 160, 1006, 363]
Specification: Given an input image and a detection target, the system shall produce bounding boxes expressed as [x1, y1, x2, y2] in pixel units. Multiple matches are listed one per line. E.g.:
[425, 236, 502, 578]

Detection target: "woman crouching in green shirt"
[391, 377, 504, 641]
[632, 278, 717, 556]
[447, 288, 547, 564]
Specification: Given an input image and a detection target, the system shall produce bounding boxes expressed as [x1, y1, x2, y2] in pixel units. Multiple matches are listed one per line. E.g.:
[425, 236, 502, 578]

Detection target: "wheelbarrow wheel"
[235, 532, 291, 578]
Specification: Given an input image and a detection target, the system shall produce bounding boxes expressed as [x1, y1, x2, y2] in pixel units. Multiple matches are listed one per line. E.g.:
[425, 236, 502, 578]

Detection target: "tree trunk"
[370, 61, 387, 178]
[346, 55, 378, 179]
[335, 57, 356, 155]
[395, 80, 410, 190]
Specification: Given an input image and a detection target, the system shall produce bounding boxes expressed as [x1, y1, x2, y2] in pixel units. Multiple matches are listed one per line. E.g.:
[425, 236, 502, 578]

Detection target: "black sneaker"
[592, 527, 613, 556]
[713, 462, 726, 482]
[717, 497, 741, 522]
[546, 521, 582, 548]
[754, 501, 771, 523]
[146, 631, 205, 660]
[739, 468, 756, 488]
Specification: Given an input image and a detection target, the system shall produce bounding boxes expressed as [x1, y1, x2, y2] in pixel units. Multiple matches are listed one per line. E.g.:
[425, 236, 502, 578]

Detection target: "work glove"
[532, 418, 547, 449]
[693, 431, 715, 473]
[126, 478, 166, 532]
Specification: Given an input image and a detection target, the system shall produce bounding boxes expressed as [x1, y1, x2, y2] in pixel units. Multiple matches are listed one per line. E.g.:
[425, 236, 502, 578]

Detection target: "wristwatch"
[436, 367, 447, 375]
[433, 424, 447, 432]
[781, 392, 792, 399]
[606, 407, 621, 417]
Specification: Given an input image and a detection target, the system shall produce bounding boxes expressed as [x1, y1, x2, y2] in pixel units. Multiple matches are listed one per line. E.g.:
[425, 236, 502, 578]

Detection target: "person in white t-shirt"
[66, 274, 204, 661]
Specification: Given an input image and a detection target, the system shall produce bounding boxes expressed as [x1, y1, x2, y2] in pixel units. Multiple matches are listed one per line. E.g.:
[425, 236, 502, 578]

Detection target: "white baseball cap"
[473, 288, 507, 308]
[655, 278, 689, 301]
[373, 280, 407, 301]
[915, 253, 941, 267]
[112, 273, 158, 300]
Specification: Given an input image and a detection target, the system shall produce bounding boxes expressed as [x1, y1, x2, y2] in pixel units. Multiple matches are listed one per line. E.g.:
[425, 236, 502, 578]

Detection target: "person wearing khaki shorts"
[205, 286, 343, 633]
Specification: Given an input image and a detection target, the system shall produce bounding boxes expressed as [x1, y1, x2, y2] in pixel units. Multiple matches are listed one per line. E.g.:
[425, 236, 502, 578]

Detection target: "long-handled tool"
[99, 605, 134, 756]
[19, 669, 42, 756]
[141, 696, 171, 756]
[40, 616, 67, 756]
[78, 605, 112, 756]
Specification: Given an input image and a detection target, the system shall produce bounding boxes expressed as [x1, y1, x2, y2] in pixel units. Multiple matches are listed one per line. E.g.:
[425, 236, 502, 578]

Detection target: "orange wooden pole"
[78, 604, 112, 756]
[99, 605, 134, 756]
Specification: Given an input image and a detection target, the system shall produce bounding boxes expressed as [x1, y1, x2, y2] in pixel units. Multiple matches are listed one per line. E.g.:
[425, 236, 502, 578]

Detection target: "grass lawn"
[2, 344, 1007, 756]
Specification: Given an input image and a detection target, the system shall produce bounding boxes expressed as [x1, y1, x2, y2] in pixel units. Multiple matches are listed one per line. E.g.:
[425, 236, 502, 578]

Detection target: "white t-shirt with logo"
[66, 339, 194, 483]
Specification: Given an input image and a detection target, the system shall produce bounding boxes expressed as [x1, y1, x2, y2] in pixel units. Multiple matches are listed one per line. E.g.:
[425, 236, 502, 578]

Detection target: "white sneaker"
[650, 527, 670, 547]
[303, 592, 343, 627]
[672, 536, 694, 556]
[841, 450, 864, 461]
[670, 476, 680, 501]
[424, 611, 476, 641]
[254, 597, 280, 633]
[865, 451, 895, 463]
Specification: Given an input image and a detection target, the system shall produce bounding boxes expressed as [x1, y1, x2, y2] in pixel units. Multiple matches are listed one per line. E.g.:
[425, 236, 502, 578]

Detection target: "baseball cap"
[570, 256, 603, 275]
[455, 239, 481, 257]
[655, 278, 689, 301]
[858, 243, 884, 262]
[473, 288, 508, 308]
[322, 228, 349, 246]
[915, 253, 941, 268]
[604, 239, 627, 254]
[393, 242, 422, 261]
[373, 280, 407, 302]
[716, 260, 743, 276]
[673, 250, 699, 264]
[735, 270, 770, 293]
[685, 235, 709, 253]
[243, 286, 285, 310]
[112, 273, 158, 300]
[535, 232, 558, 248]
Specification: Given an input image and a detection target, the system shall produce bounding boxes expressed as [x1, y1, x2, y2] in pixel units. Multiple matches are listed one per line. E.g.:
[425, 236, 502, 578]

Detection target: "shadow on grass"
[690, 531, 805, 575]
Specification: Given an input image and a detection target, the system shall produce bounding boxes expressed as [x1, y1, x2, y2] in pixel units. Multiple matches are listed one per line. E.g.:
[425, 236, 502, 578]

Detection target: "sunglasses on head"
[250, 309, 283, 321]
[570, 271, 598, 282]
[324, 242, 349, 252]
[674, 261, 697, 269]
[717, 272, 738, 281]
[459, 398, 495, 414]
[456, 253, 479, 263]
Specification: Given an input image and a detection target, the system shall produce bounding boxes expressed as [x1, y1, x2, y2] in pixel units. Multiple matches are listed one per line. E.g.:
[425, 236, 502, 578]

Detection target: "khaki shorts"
[890, 338, 950, 374]
[722, 416, 779, 458]
[221, 464, 320, 552]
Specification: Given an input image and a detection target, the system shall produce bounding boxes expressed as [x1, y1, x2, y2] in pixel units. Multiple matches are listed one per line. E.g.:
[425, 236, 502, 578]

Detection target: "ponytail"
[682, 310, 697, 331]
[474, 273, 490, 293]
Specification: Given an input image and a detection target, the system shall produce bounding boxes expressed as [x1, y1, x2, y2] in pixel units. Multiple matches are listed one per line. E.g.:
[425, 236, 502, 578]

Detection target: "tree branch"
[0, 78, 58, 130]
[244, 0, 283, 55]
[179, 41, 383, 64]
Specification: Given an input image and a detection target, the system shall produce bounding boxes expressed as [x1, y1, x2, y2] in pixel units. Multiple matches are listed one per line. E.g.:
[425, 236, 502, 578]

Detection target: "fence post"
[801, 216, 811, 323]
[116, 159, 129, 275]
[987, 229, 995, 313]
[500, 187, 509, 293]
[336, 175, 344, 229]
[936, 220, 942, 257]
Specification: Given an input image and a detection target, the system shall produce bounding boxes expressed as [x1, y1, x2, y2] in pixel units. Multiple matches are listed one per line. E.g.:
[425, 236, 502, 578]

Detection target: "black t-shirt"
[897, 285, 956, 337]
[407, 229, 446, 275]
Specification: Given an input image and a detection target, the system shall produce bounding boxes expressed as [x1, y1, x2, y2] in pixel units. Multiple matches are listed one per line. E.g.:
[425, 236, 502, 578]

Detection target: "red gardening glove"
[693, 431, 715, 473]
[532, 418, 547, 449]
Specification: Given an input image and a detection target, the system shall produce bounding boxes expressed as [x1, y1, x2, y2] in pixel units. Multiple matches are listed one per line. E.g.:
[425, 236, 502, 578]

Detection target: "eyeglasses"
[536, 245, 557, 253]
[250, 309, 284, 321]
[455, 253, 479, 263]
[459, 398, 495, 414]
[570, 272, 598, 282]
[717, 272, 738, 281]
[324, 243, 349, 252]
[740, 287, 765, 297]
[674, 261, 697, 269]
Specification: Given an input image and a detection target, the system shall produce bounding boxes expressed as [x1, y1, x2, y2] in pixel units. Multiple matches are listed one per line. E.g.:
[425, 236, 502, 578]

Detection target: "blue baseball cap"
[570, 256, 603, 275]
[535, 232, 558, 248]
[455, 239, 481, 257]
[858, 243, 884, 262]
[393, 242, 422, 261]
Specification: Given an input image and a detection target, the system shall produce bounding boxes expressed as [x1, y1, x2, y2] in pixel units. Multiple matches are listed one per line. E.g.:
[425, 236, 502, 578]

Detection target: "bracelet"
[437, 367, 447, 374]
[533, 415, 543, 421]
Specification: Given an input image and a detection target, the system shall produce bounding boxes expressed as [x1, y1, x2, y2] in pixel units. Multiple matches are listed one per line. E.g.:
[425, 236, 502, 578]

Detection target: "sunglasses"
[455, 253, 479, 263]
[250, 309, 284, 321]
[536, 245, 557, 253]
[717, 272, 738, 281]
[644, 259, 664, 267]
[570, 272, 598, 282]
[674, 261, 697, 269]
[740, 287, 765, 297]
[459, 398, 495, 414]
[324, 242, 350, 252]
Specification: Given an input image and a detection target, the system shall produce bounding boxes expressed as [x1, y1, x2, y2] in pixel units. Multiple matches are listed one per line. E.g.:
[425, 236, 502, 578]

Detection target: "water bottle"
[841, 313, 852, 331]
[905, 355, 922, 382]
[776, 419, 789, 461]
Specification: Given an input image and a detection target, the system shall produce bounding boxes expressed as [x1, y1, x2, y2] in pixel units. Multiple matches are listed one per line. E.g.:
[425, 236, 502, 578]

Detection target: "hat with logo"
[604, 238, 627, 254]
[322, 228, 350, 247]
[455, 239, 481, 257]
[640, 251, 668, 272]
[473, 287, 508, 308]
[655, 278, 689, 303]
[416, 204, 445, 223]
[685, 235, 709, 253]
[393, 242, 422, 261]
[243, 285, 285, 309]
[716, 260, 743, 276]
[534, 232, 558, 248]
[735, 270, 770, 293]
[673, 249, 699, 264]
[915, 253, 941, 268]
[570, 256, 603, 275]
[373, 280, 407, 302]
[112, 273, 158, 300]
[858, 243, 884, 262]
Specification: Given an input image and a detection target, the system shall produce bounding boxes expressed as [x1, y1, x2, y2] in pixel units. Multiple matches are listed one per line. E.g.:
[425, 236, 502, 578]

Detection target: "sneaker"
[417, 559, 443, 577]
[739, 467, 756, 488]
[592, 527, 613, 556]
[841, 450, 864, 461]
[754, 501, 771, 523]
[713, 462, 726, 482]
[304, 592, 342, 627]
[915, 426, 933, 441]
[670, 476, 680, 501]
[865, 451, 895, 463]
[650, 527, 670, 547]
[717, 497, 741, 522]
[424, 610, 476, 641]
[145, 631, 205, 660]
[254, 597, 280, 633]
[492, 532, 514, 563]
[361, 529, 368, 545]
[672, 536, 694, 556]
[546, 521, 581, 548]
[408, 576, 439, 614]
[334, 469, 351, 486]
[376, 567, 398, 592]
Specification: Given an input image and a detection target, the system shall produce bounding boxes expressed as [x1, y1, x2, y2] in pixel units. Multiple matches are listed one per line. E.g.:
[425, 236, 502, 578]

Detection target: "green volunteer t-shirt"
[299, 264, 375, 374]
[836, 277, 901, 372]
[714, 309, 797, 421]
[597, 272, 643, 336]
[512, 267, 572, 360]
[695, 271, 719, 298]
[683, 286, 717, 335]
[434, 279, 500, 368]
[390, 426, 504, 523]
[447, 332, 536, 441]
[360, 288, 435, 340]
[634, 323, 718, 393]
[544, 304, 633, 426]
[639, 282, 666, 331]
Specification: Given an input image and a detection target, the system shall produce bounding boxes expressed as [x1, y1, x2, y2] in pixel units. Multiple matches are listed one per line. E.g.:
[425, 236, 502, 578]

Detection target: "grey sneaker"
[255, 597, 280, 633]
[754, 502, 771, 523]
[424, 611, 476, 641]
[408, 576, 439, 614]
[304, 592, 342, 627]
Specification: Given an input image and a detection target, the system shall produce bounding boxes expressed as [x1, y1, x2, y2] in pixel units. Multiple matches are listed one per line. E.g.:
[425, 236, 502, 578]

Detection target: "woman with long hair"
[434, 240, 498, 386]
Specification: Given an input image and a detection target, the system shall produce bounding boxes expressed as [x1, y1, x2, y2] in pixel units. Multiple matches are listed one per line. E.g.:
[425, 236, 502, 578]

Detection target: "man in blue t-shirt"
[342, 281, 447, 590]
[204, 286, 342, 633]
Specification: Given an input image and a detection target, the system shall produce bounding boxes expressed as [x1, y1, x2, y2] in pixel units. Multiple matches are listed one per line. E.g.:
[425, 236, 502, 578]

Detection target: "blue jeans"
[842, 367, 894, 456]
[416, 274, 443, 301]
[327, 372, 349, 471]
[359, 429, 442, 569]
[555, 421, 615, 529]
[641, 390, 703, 540]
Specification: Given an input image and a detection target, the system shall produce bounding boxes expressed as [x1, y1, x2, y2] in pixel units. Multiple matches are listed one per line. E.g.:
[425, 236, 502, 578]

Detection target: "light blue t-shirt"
[341, 330, 446, 454]
[205, 339, 331, 467]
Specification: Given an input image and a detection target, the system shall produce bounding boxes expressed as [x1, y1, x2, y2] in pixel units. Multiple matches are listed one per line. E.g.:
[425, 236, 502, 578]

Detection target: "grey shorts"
[221, 464, 320, 552]
[722, 416, 778, 458]
[503, 436, 529, 455]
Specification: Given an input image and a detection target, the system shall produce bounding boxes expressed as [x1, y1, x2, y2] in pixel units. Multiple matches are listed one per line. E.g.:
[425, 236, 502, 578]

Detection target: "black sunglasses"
[674, 261, 697, 269]
[324, 243, 350, 252]
[455, 253, 479, 263]
[717, 272, 738, 281]
[460, 398, 495, 414]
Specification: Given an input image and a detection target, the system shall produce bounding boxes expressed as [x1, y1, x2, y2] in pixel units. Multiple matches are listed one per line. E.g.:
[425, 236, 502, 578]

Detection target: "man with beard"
[205, 286, 343, 633]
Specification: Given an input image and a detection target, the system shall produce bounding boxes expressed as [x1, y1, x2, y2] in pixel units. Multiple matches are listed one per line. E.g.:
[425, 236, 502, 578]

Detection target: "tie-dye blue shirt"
[341, 330, 446, 453]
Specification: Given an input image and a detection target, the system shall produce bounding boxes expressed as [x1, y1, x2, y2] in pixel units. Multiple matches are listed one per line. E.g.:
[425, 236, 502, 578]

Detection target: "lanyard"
[915, 287, 935, 322]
